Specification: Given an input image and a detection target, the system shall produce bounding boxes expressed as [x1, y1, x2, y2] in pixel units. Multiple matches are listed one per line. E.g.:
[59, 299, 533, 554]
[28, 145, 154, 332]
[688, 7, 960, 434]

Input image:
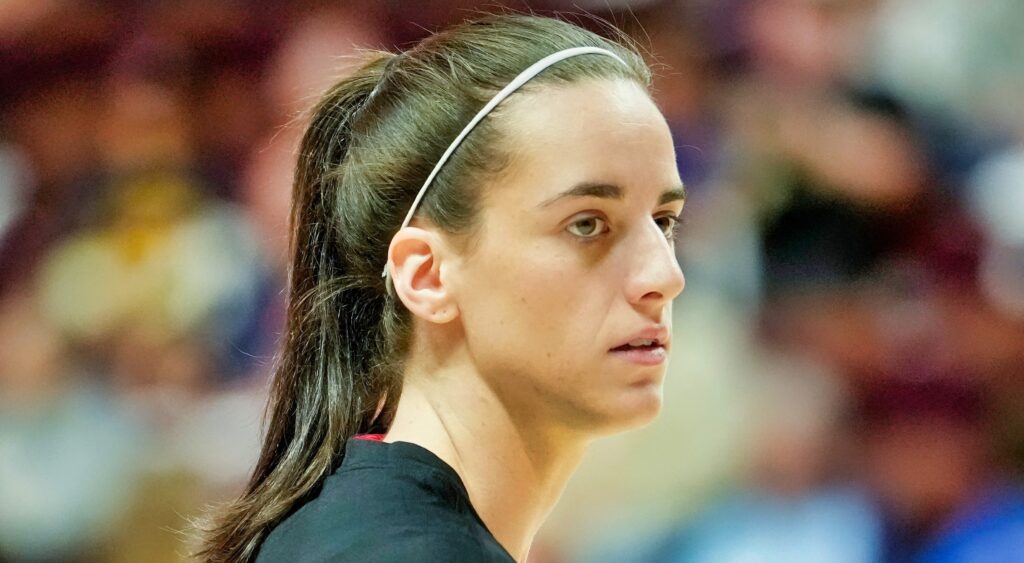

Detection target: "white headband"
[382, 46, 629, 289]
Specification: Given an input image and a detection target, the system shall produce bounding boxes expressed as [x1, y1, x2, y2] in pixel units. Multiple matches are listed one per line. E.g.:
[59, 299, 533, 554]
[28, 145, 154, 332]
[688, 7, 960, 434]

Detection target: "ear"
[386, 226, 459, 324]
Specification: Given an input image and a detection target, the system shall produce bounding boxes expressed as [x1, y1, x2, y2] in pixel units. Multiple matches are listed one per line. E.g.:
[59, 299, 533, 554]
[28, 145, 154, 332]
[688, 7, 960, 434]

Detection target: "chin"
[623, 383, 665, 429]
[588, 383, 665, 437]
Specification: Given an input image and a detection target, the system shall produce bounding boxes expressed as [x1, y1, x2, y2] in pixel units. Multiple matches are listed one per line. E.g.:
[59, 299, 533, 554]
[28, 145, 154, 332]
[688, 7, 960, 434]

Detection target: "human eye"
[565, 215, 609, 240]
[655, 213, 683, 242]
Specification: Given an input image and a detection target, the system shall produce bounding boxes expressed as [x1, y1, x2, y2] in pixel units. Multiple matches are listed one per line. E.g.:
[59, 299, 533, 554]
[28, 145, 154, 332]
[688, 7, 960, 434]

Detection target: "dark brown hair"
[193, 13, 649, 562]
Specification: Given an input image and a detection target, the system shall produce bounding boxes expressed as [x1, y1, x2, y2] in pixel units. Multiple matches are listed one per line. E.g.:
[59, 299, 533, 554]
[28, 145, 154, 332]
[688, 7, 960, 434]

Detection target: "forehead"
[488, 78, 680, 210]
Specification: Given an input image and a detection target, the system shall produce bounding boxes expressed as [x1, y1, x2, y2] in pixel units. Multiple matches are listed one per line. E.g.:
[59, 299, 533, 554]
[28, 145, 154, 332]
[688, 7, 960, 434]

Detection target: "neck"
[383, 362, 589, 562]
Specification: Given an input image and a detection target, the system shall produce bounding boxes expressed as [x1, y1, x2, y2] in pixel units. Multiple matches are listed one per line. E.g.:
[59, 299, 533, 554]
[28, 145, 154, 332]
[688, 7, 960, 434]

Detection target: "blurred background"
[1, 1, 1022, 562]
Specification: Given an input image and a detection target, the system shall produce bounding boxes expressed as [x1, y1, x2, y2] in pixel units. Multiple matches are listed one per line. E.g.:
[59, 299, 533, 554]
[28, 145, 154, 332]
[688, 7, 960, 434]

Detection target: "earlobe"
[387, 227, 458, 323]
[431, 306, 456, 323]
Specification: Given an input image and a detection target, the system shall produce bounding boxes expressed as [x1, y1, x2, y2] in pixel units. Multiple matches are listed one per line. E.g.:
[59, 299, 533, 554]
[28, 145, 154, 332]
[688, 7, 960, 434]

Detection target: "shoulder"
[255, 467, 514, 562]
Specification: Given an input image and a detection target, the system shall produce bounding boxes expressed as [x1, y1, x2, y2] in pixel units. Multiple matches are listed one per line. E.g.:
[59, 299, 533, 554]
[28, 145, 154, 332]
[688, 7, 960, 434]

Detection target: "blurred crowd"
[1, 1, 1022, 562]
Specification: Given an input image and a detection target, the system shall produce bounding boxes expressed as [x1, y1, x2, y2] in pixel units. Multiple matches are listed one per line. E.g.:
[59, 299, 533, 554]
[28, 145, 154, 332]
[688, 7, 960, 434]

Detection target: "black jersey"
[255, 435, 517, 562]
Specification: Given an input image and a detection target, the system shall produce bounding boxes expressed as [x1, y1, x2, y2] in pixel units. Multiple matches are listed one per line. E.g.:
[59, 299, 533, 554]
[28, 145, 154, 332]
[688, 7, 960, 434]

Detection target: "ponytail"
[192, 52, 405, 562]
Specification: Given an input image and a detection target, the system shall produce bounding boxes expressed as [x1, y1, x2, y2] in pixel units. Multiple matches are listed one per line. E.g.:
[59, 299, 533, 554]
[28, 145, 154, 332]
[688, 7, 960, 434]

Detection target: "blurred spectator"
[858, 377, 1024, 562]
[0, 284, 142, 562]
[242, 1, 387, 269]
[35, 70, 271, 383]
[584, 355, 881, 563]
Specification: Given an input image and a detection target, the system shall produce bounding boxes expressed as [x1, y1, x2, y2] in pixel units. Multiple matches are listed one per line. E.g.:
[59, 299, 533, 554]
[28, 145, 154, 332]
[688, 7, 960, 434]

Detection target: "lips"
[610, 325, 670, 352]
[611, 342, 660, 352]
[608, 325, 670, 367]
[609, 343, 667, 366]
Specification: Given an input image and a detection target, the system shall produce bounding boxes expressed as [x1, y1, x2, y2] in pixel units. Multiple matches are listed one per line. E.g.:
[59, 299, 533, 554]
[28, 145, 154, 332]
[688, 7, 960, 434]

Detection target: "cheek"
[460, 238, 603, 366]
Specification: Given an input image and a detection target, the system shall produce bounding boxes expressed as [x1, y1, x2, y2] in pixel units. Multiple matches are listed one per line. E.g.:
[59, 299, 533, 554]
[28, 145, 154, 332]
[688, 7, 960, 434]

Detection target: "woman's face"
[449, 77, 686, 436]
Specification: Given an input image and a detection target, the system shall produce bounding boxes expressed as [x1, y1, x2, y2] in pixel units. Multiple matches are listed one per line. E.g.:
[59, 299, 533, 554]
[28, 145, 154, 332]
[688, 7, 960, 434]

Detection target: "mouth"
[609, 341, 667, 366]
[610, 325, 670, 354]
[610, 341, 662, 352]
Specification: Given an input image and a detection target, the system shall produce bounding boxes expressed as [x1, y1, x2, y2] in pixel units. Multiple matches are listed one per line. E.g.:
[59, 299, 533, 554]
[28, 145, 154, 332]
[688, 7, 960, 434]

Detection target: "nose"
[624, 219, 686, 312]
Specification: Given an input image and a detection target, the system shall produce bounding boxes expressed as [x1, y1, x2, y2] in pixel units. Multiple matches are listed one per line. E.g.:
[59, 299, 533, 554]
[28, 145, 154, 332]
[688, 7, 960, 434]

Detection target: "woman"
[196, 13, 686, 563]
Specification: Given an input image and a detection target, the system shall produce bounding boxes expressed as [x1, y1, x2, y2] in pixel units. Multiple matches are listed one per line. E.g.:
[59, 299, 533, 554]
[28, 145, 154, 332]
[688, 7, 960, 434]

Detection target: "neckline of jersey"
[340, 435, 515, 561]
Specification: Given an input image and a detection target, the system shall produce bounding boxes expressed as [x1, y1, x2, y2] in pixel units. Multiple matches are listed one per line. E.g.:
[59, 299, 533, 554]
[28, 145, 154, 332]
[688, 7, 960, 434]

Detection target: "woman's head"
[393, 76, 685, 435]
[423, 77, 688, 431]
[196, 13, 682, 562]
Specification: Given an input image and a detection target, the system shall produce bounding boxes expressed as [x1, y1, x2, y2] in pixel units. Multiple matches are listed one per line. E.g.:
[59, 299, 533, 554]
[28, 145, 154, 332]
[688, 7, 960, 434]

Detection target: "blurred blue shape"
[913, 483, 1024, 563]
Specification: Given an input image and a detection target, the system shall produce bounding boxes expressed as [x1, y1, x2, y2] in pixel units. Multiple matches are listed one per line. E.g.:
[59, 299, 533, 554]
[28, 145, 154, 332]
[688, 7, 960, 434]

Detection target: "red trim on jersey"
[353, 433, 386, 441]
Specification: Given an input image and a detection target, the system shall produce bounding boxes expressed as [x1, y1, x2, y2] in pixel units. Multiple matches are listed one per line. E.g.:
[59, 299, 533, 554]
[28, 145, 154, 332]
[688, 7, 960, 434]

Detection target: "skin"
[385, 77, 686, 562]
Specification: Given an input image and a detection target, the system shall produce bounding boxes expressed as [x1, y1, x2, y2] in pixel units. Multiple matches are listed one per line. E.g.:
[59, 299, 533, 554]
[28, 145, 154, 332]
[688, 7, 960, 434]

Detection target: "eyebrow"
[537, 181, 687, 209]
